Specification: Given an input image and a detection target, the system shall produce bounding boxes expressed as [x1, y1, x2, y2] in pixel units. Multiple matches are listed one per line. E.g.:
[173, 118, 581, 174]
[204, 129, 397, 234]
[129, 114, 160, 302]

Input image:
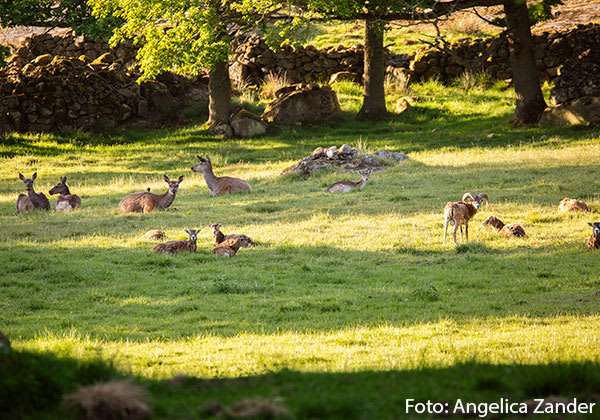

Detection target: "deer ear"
[589, 223, 595, 228]
[163, 175, 170, 183]
[185, 229, 190, 234]
[32, 172, 37, 180]
[197, 155, 205, 162]
[61, 176, 67, 183]
[177, 175, 184, 183]
[19, 173, 24, 180]
[206, 155, 211, 162]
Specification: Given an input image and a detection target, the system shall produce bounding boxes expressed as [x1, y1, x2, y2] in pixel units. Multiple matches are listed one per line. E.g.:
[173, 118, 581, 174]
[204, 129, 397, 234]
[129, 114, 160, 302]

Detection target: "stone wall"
[1, 29, 138, 70]
[229, 34, 409, 86]
[230, 23, 600, 90]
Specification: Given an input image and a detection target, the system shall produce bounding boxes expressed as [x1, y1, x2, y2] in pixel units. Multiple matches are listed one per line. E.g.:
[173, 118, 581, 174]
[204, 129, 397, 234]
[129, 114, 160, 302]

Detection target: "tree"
[0, 0, 120, 40]
[89, 0, 304, 124]
[304, 0, 560, 124]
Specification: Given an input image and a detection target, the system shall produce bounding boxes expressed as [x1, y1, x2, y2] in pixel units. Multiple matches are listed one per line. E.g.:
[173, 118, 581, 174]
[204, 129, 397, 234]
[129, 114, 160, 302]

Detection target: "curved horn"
[462, 192, 475, 202]
[477, 193, 489, 205]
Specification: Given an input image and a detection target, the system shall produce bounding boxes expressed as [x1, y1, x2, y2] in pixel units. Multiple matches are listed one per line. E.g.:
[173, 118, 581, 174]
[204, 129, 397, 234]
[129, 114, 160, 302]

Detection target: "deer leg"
[453, 225, 458, 245]
[465, 222, 469, 242]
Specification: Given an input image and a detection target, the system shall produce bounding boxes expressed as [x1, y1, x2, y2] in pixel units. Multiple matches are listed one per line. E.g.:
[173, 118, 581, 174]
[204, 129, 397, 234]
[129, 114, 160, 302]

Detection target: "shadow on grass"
[3, 347, 600, 419]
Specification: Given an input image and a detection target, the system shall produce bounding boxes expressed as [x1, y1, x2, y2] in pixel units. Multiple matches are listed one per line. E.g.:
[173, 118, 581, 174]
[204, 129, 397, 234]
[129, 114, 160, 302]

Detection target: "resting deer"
[209, 223, 254, 248]
[587, 222, 600, 249]
[119, 175, 183, 213]
[49, 176, 82, 212]
[152, 229, 199, 254]
[191, 155, 251, 196]
[443, 192, 489, 245]
[326, 171, 370, 193]
[212, 237, 242, 257]
[17, 172, 50, 213]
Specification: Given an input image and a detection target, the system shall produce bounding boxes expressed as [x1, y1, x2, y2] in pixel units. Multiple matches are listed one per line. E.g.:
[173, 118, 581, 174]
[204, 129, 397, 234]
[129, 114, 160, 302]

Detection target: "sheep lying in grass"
[558, 198, 590, 212]
[65, 380, 150, 420]
[587, 222, 600, 249]
[482, 215, 526, 237]
[443, 192, 488, 245]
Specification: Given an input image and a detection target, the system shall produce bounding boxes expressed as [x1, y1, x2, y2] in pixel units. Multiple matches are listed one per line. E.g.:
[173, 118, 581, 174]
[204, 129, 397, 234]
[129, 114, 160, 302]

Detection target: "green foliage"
[0, 0, 121, 40]
[527, 0, 564, 25]
[89, 0, 308, 80]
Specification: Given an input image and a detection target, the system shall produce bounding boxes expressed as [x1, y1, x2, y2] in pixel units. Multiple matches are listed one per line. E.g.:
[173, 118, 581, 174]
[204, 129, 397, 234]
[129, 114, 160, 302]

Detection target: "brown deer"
[49, 176, 82, 212]
[443, 192, 489, 245]
[481, 215, 526, 237]
[212, 237, 242, 257]
[152, 229, 199, 254]
[119, 175, 183, 213]
[587, 222, 600, 249]
[209, 223, 254, 248]
[17, 172, 50, 213]
[191, 155, 251, 196]
[327, 171, 370, 193]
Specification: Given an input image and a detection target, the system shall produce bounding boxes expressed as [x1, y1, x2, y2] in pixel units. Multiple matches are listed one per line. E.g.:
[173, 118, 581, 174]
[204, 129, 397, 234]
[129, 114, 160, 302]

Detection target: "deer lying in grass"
[49, 176, 81, 212]
[191, 155, 251, 196]
[152, 229, 199, 254]
[17, 172, 50, 213]
[326, 171, 370, 193]
[587, 222, 600, 249]
[119, 175, 183, 213]
[443, 192, 489, 245]
[210, 223, 254, 248]
[482, 215, 526, 237]
[558, 198, 590, 212]
[212, 238, 242, 257]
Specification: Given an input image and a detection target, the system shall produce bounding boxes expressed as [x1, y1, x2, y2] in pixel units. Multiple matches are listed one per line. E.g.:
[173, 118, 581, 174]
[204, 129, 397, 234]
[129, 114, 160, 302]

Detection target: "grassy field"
[2, 79, 600, 419]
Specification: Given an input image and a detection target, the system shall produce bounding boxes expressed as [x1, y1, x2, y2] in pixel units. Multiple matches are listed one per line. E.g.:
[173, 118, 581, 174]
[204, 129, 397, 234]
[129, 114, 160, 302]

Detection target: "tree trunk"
[358, 18, 387, 120]
[503, 0, 547, 125]
[208, 57, 232, 124]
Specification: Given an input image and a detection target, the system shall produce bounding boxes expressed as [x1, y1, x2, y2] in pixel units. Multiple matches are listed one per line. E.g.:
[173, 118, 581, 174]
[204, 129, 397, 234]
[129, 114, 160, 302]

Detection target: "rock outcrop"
[262, 84, 341, 125]
[281, 145, 408, 175]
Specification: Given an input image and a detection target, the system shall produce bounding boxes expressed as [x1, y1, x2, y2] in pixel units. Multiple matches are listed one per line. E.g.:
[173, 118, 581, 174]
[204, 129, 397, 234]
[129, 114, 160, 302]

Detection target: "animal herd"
[14, 153, 600, 253]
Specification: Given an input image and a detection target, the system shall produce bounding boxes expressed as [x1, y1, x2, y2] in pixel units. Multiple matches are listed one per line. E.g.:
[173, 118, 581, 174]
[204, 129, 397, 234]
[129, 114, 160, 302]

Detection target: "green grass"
[2, 80, 600, 419]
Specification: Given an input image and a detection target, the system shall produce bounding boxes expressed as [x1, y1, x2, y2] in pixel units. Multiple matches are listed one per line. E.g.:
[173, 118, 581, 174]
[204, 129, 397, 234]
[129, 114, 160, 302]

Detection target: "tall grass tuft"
[260, 72, 290, 100]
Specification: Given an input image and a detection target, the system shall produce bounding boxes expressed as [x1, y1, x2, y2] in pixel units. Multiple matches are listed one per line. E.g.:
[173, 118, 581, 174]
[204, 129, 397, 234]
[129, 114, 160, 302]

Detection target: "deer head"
[49, 176, 69, 195]
[589, 222, 600, 236]
[164, 175, 183, 195]
[191, 155, 212, 172]
[19, 172, 37, 191]
[184, 229, 199, 242]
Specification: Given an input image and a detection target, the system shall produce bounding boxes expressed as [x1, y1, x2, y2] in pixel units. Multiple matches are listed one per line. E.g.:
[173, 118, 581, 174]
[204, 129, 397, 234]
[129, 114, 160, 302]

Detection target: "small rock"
[142, 230, 165, 240]
[540, 135, 548, 140]
[329, 71, 359, 84]
[230, 108, 267, 137]
[486, 133, 496, 139]
[393, 98, 412, 114]
[32, 54, 53, 66]
[326, 146, 338, 159]
[370, 150, 408, 162]
[338, 144, 352, 155]
[431, 128, 440, 133]
[208, 121, 233, 138]
[474, 137, 481, 142]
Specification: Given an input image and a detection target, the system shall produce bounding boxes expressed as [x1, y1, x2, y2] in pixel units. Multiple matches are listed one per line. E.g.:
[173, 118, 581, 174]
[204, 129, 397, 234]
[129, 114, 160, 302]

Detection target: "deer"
[209, 223, 254, 248]
[119, 175, 183, 214]
[212, 237, 242, 257]
[152, 229, 199, 254]
[191, 155, 251, 196]
[443, 192, 489, 245]
[49, 176, 82, 212]
[17, 172, 50, 213]
[587, 222, 600, 249]
[326, 171, 370, 193]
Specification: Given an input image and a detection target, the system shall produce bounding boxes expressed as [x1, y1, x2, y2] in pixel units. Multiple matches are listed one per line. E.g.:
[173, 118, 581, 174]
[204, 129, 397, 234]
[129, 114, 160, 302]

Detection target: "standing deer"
[17, 172, 50, 213]
[326, 171, 370, 193]
[191, 155, 251, 196]
[49, 176, 82, 212]
[119, 175, 183, 214]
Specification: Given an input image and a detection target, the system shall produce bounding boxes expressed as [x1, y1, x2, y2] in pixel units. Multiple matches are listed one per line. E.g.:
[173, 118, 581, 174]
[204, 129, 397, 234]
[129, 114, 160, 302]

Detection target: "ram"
[443, 192, 488, 245]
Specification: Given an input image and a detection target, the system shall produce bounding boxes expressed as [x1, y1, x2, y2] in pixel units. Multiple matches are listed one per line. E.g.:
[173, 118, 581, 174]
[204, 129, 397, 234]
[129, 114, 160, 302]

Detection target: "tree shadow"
[3, 347, 600, 419]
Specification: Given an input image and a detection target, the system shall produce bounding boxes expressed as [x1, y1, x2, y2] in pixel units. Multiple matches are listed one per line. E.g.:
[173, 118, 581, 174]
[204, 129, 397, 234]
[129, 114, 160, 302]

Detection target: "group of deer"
[16, 173, 81, 213]
[152, 224, 253, 257]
